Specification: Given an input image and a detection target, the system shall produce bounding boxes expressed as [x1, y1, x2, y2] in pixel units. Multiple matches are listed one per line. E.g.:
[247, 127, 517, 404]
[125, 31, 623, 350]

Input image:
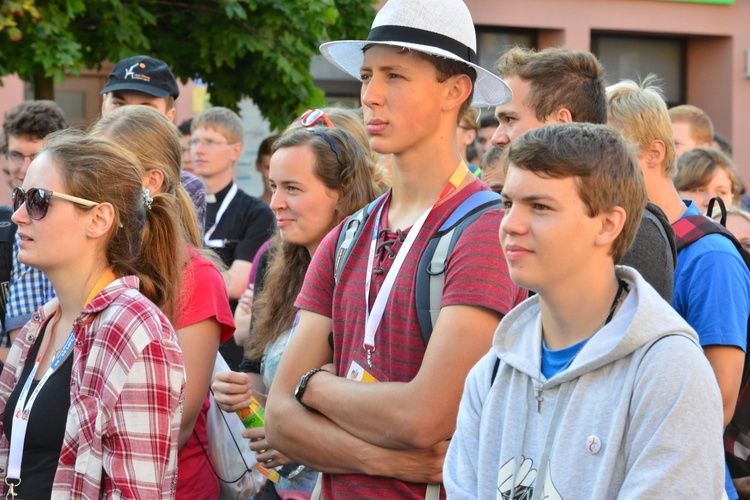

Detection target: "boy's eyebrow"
[359, 64, 410, 73]
[502, 193, 559, 203]
[495, 110, 515, 120]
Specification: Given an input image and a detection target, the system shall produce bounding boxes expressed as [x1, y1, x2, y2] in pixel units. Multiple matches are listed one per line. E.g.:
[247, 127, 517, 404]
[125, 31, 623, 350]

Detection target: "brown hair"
[89, 106, 202, 248]
[668, 104, 714, 147]
[246, 127, 380, 359]
[42, 130, 183, 321]
[496, 46, 607, 125]
[3, 100, 68, 141]
[285, 106, 390, 191]
[674, 147, 743, 203]
[504, 123, 647, 263]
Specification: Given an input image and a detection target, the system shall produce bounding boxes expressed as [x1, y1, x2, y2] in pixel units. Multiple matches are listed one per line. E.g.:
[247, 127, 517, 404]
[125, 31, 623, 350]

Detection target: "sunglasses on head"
[300, 109, 335, 128]
[12, 187, 99, 221]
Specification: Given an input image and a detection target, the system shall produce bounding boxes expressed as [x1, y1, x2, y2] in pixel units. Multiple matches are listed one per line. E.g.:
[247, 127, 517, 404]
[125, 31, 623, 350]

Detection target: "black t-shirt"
[205, 182, 275, 269]
[206, 182, 275, 370]
[3, 322, 73, 499]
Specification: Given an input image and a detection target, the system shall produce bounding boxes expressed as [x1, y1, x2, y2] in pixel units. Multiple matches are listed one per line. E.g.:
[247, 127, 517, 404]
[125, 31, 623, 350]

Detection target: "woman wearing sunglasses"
[213, 127, 380, 499]
[0, 131, 185, 498]
[90, 106, 235, 499]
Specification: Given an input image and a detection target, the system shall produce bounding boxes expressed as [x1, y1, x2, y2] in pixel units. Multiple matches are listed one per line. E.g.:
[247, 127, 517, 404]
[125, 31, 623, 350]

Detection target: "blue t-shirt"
[674, 200, 750, 500]
[541, 338, 587, 379]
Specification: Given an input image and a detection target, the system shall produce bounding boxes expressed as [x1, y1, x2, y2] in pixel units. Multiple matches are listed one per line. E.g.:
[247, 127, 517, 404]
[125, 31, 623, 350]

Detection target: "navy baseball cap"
[101, 55, 180, 99]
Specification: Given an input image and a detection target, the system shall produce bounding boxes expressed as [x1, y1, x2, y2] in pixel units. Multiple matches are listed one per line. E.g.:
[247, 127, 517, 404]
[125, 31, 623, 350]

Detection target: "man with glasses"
[191, 106, 274, 370]
[0, 101, 67, 362]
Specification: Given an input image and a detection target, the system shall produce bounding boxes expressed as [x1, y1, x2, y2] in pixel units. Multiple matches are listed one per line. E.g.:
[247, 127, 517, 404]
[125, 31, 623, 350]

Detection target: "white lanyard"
[6, 325, 75, 484]
[362, 163, 468, 368]
[204, 183, 238, 248]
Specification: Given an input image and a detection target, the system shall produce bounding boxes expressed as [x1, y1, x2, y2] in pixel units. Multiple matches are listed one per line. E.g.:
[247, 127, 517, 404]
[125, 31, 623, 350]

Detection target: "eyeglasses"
[12, 187, 99, 220]
[300, 109, 335, 128]
[5, 151, 39, 167]
[188, 138, 234, 148]
[307, 128, 345, 169]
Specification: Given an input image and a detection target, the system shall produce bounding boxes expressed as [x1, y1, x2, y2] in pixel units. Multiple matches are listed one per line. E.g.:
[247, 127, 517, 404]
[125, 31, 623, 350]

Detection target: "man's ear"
[643, 139, 666, 171]
[230, 142, 243, 163]
[555, 108, 573, 124]
[86, 202, 116, 239]
[166, 107, 176, 122]
[595, 206, 627, 250]
[443, 74, 473, 114]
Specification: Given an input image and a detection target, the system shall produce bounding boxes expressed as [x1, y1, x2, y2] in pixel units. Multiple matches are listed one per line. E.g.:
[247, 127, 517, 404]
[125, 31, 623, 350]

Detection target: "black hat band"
[367, 25, 477, 65]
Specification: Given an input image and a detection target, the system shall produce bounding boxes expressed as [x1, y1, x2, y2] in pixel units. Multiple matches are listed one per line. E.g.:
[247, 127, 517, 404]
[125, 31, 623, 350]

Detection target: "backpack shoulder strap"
[334, 194, 386, 284]
[673, 214, 750, 269]
[416, 190, 503, 345]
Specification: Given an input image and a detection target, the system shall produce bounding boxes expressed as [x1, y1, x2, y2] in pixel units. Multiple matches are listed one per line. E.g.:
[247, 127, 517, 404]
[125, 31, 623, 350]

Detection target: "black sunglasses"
[12, 187, 99, 220]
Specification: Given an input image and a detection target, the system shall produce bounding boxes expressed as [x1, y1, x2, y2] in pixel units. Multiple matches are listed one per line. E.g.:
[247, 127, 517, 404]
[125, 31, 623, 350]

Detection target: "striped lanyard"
[363, 162, 468, 368]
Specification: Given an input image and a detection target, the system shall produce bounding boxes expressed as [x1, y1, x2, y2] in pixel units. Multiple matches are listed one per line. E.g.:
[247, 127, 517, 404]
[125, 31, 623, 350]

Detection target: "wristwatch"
[295, 368, 324, 410]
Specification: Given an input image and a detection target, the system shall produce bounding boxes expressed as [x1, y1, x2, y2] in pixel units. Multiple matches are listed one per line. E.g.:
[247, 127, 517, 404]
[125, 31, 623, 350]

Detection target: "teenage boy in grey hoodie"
[444, 123, 725, 499]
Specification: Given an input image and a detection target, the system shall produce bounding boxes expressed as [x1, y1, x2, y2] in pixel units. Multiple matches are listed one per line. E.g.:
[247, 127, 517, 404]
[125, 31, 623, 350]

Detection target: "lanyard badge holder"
[204, 183, 238, 249]
[5, 269, 115, 498]
[360, 163, 468, 373]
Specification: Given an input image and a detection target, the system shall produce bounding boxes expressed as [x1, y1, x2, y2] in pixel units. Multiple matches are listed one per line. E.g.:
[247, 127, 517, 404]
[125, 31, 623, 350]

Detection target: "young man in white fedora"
[259, 0, 525, 497]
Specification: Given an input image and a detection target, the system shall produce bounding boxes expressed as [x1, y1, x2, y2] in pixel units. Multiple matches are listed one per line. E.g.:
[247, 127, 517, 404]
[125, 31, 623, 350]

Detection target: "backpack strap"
[334, 194, 386, 284]
[416, 190, 503, 345]
[673, 214, 750, 269]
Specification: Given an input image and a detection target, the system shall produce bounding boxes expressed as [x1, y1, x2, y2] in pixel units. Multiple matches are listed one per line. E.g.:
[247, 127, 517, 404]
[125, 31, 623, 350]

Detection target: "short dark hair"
[258, 134, 280, 158]
[496, 47, 607, 124]
[3, 100, 67, 141]
[713, 132, 733, 157]
[504, 123, 646, 263]
[480, 115, 499, 129]
[177, 118, 192, 136]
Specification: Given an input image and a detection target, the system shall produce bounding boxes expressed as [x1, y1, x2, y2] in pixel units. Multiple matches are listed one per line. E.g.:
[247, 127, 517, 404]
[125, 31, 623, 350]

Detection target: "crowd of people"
[0, 0, 748, 498]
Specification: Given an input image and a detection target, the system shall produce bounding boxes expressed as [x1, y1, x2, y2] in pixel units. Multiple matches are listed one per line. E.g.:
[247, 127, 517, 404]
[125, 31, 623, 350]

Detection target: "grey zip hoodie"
[444, 267, 725, 499]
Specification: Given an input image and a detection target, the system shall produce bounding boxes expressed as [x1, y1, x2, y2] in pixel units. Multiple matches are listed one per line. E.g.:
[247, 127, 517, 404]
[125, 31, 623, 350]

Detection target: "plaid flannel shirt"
[0, 276, 185, 499]
[5, 238, 56, 331]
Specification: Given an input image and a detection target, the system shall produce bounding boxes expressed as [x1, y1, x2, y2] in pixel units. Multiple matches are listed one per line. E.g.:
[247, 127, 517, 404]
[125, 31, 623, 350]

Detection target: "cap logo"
[124, 61, 151, 82]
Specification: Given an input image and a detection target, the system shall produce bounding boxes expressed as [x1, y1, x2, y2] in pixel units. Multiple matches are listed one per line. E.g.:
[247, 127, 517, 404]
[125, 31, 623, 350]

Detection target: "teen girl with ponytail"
[0, 131, 185, 498]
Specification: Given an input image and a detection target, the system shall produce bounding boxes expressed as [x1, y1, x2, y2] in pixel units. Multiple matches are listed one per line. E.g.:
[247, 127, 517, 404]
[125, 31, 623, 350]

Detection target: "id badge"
[347, 360, 388, 382]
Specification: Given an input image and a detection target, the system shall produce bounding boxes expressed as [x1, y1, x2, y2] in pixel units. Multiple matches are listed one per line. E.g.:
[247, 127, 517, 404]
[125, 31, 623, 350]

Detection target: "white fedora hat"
[320, 0, 512, 108]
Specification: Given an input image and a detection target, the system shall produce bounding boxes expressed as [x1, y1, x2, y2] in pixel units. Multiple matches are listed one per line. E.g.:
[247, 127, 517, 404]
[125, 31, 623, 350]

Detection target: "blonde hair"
[606, 75, 677, 176]
[89, 106, 202, 247]
[191, 106, 244, 145]
[668, 104, 714, 147]
[460, 107, 480, 131]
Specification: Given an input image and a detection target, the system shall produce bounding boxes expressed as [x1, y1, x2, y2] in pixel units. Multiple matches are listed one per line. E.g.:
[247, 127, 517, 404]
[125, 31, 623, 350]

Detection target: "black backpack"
[672, 197, 750, 477]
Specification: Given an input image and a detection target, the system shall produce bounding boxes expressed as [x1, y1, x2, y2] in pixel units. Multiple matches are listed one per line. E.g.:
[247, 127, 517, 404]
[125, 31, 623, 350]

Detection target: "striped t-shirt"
[296, 179, 526, 499]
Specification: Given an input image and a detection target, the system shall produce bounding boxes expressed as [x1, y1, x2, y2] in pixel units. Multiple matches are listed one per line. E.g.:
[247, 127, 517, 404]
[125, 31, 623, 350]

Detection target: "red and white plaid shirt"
[0, 276, 185, 499]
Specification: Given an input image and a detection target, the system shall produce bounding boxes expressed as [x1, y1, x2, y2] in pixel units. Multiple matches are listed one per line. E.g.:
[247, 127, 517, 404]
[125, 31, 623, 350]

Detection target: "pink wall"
[466, 0, 750, 179]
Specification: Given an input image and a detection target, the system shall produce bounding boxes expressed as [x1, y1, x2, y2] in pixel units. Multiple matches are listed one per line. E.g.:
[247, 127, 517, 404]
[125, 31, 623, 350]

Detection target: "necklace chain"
[557, 278, 628, 373]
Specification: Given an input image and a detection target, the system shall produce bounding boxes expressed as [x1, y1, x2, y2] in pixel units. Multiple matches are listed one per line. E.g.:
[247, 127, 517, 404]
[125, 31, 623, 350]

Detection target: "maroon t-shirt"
[296, 179, 526, 499]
